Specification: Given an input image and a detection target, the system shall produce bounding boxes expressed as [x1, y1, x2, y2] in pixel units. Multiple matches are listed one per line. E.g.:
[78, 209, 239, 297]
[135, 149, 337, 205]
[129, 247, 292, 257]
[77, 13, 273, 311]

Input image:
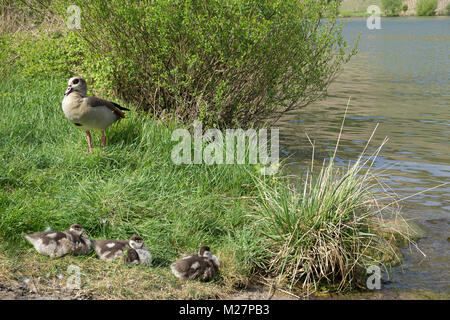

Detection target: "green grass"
[339, 0, 382, 17]
[253, 147, 404, 293]
[339, 10, 371, 18]
[0, 75, 414, 298]
[340, 0, 383, 12]
[0, 76, 268, 290]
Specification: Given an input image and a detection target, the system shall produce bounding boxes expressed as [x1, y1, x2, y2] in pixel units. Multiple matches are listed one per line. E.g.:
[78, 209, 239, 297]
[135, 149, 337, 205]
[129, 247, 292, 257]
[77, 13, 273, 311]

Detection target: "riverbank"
[0, 73, 416, 299]
[339, 0, 450, 17]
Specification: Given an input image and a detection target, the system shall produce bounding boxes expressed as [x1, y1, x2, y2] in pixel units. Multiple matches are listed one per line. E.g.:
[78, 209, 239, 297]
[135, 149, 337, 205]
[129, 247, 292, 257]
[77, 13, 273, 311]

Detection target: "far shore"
[339, 12, 450, 18]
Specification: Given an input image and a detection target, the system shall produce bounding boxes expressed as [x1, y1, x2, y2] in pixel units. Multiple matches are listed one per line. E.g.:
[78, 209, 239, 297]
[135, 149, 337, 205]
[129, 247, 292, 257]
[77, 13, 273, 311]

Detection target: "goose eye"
[72, 79, 79, 85]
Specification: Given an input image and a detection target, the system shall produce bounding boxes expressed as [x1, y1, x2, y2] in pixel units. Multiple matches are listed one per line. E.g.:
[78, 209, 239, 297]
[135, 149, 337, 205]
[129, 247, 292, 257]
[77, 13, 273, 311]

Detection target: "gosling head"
[198, 246, 220, 267]
[69, 224, 84, 236]
[198, 246, 211, 257]
[129, 235, 144, 249]
[65, 77, 87, 96]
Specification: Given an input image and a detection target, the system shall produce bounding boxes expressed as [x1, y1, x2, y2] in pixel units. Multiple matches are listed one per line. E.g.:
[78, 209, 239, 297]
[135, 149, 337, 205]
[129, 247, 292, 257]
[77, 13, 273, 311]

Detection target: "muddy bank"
[0, 282, 92, 300]
[2, 280, 447, 300]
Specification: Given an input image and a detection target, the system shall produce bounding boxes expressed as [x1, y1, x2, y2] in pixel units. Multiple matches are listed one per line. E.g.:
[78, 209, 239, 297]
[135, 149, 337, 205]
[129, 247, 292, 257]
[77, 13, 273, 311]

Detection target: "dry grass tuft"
[250, 101, 424, 295]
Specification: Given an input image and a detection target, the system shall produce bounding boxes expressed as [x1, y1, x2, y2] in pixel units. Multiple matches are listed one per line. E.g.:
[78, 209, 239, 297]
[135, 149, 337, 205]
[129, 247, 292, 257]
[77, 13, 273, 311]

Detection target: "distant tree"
[381, 0, 402, 16]
[402, 4, 408, 12]
[447, 3, 450, 15]
[416, 0, 438, 16]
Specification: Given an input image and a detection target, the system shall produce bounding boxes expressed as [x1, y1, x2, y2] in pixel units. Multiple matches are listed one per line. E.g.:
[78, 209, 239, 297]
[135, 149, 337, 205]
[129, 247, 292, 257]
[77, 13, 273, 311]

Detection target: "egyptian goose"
[61, 77, 130, 153]
[93, 235, 152, 266]
[170, 246, 220, 282]
[22, 224, 92, 258]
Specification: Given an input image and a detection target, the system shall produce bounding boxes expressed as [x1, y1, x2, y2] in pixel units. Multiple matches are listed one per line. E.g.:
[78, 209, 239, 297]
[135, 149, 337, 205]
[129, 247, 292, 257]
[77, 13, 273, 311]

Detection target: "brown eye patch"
[72, 79, 79, 85]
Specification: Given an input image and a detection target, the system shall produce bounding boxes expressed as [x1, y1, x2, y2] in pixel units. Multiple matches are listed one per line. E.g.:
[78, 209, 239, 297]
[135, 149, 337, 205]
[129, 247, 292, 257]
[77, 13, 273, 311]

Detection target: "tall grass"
[251, 105, 413, 295]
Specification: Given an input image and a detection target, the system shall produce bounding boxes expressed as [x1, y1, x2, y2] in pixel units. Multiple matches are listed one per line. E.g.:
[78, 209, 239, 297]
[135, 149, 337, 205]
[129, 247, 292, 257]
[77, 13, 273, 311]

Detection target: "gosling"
[22, 224, 92, 258]
[93, 235, 152, 266]
[170, 246, 220, 282]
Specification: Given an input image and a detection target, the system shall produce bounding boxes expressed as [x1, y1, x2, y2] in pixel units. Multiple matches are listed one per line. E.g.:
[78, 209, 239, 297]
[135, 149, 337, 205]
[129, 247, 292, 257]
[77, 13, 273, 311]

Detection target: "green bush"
[381, 0, 402, 16]
[0, 35, 14, 77]
[3, 31, 84, 80]
[402, 4, 408, 12]
[43, 0, 354, 129]
[0, 0, 48, 34]
[446, 3, 450, 15]
[415, 0, 438, 16]
[0, 0, 85, 80]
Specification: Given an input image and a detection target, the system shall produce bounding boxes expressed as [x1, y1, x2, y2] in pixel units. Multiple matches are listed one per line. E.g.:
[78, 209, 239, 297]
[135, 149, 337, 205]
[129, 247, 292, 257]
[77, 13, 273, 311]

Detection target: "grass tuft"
[249, 103, 417, 295]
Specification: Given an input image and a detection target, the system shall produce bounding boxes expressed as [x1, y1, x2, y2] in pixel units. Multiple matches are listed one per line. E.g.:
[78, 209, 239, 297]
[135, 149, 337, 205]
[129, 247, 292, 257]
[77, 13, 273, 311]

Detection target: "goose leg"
[85, 130, 93, 154]
[101, 131, 106, 148]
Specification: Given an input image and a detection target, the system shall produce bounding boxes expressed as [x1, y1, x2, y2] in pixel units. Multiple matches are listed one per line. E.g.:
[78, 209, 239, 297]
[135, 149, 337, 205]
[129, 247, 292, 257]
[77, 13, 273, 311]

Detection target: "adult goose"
[62, 77, 129, 153]
[170, 246, 220, 282]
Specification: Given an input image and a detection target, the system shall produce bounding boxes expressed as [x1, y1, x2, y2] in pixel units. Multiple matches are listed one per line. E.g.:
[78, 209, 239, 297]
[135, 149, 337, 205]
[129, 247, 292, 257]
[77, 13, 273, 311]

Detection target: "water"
[276, 17, 450, 296]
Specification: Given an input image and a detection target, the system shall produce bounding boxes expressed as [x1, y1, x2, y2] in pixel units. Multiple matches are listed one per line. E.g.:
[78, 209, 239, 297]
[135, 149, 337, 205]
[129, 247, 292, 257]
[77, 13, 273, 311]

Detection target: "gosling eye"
[72, 78, 79, 85]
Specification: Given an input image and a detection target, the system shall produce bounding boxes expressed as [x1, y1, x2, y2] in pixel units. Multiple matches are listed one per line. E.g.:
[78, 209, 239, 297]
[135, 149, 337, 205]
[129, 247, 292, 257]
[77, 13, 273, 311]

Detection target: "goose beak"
[65, 85, 73, 96]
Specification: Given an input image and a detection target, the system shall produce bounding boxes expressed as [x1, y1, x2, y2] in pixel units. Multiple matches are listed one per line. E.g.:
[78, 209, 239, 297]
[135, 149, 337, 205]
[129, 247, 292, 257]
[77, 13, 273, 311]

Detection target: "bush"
[0, 0, 44, 34]
[43, 0, 355, 129]
[3, 31, 84, 80]
[402, 4, 408, 12]
[0, 1, 84, 80]
[446, 3, 450, 15]
[415, 0, 438, 16]
[381, 0, 402, 16]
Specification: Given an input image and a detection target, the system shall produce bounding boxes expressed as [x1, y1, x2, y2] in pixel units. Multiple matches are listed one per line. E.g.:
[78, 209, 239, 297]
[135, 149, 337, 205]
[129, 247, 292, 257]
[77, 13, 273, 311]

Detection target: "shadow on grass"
[107, 118, 143, 147]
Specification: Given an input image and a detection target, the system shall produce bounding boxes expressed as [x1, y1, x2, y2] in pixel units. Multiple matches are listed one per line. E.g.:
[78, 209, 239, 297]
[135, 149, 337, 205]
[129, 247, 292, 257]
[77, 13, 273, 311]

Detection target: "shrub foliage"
[381, 0, 403, 16]
[42, 0, 354, 129]
[415, 0, 438, 16]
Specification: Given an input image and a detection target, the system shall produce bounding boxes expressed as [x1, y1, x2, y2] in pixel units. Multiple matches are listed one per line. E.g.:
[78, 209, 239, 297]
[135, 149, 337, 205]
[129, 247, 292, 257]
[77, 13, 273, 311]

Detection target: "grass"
[339, 0, 382, 17]
[0, 75, 268, 297]
[339, 10, 372, 18]
[0, 249, 225, 299]
[0, 75, 416, 299]
[340, 0, 383, 12]
[249, 107, 418, 294]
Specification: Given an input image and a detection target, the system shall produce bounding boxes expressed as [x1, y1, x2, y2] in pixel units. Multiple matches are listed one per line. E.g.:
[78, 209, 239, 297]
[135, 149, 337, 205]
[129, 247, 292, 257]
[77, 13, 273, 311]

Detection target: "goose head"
[198, 246, 220, 267]
[65, 77, 87, 96]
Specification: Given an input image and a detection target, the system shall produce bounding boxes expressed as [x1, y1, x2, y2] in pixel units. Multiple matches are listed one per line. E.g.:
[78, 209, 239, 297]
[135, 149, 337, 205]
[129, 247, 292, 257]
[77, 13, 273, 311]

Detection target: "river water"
[276, 17, 449, 296]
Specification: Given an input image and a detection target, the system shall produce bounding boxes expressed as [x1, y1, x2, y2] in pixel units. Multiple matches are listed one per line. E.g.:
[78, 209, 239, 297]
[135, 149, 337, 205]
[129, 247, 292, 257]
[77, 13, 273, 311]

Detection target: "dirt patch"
[0, 281, 92, 300]
[1, 280, 448, 300]
[229, 285, 297, 300]
[227, 283, 450, 300]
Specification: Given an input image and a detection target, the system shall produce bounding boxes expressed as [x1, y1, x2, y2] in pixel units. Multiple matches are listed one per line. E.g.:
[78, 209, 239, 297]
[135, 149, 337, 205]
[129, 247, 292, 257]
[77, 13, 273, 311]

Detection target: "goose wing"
[84, 97, 129, 118]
